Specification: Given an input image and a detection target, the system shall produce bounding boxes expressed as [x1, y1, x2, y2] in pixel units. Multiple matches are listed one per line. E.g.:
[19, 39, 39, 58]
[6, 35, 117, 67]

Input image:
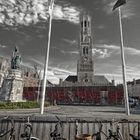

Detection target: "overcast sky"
[0, 0, 140, 84]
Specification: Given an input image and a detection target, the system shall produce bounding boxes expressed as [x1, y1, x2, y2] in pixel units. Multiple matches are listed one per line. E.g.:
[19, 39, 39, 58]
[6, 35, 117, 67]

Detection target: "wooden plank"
[4, 121, 9, 140]
[14, 122, 20, 140]
[88, 123, 93, 135]
[82, 123, 88, 134]
[80, 123, 83, 134]
[19, 122, 25, 140]
[63, 122, 69, 140]
[33, 122, 38, 138]
[121, 123, 127, 140]
[133, 123, 138, 136]
[42, 123, 51, 140]
[138, 122, 140, 137]
[68, 123, 71, 140]
[129, 122, 134, 135]
[87, 123, 89, 134]
[37, 123, 44, 140]
[101, 123, 107, 140]
[70, 123, 75, 140]
[92, 122, 95, 134]
[41, 122, 47, 140]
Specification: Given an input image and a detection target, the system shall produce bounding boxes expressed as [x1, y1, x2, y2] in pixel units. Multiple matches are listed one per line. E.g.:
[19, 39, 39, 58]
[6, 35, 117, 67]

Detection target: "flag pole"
[118, 7, 130, 115]
[40, 0, 55, 114]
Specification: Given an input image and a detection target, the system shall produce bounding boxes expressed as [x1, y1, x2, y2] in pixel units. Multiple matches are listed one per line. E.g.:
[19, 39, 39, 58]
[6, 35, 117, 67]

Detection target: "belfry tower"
[77, 14, 94, 86]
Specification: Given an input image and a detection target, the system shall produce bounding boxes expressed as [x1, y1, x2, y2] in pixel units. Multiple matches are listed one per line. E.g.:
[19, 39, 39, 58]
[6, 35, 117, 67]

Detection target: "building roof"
[40, 79, 54, 87]
[127, 79, 140, 85]
[64, 75, 111, 85]
[94, 75, 111, 85]
[65, 75, 77, 83]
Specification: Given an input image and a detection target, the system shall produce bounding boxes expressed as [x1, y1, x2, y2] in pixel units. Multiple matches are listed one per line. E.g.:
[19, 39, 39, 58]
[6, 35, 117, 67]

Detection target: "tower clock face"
[83, 56, 88, 61]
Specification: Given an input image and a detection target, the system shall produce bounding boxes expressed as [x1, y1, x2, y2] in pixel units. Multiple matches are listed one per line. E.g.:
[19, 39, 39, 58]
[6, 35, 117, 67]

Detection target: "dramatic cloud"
[92, 48, 111, 59]
[95, 44, 140, 57]
[0, 0, 80, 27]
[43, 66, 75, 84]
[61, 50, 78, 55]
[62, 38, 77, 45]
[0, 0, 139, 85]
[103, 0, 135, 19]
[53, 4, 80, 24]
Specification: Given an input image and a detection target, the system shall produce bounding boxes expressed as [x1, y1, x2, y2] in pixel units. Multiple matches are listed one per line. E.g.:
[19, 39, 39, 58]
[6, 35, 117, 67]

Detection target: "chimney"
[133, 78, 136, 85]
[59, 78, 63, 86]
[112, 79, 115, 86]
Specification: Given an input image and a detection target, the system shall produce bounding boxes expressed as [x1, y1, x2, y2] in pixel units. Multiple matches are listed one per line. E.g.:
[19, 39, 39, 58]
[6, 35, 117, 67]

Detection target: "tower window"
[83, 47, 85, 55]
[84, 20, 87, 27]
[83, 47, 88, 55]
[81, 21, 83, 27]
[86, 47, 88, 54]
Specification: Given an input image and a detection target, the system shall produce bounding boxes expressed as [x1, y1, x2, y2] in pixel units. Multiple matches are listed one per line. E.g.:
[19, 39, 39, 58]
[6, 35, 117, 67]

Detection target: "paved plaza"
[0, 105, 140, 120]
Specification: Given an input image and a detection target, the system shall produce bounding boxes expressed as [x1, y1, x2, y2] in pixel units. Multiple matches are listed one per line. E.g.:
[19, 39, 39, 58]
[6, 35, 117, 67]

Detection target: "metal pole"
[40, 0, 55, 114]
[37, 75, 41, 103]
[118, 7, 130, 115]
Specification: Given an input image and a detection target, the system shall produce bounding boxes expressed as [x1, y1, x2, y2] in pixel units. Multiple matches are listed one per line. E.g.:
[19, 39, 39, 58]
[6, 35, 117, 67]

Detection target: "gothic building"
[22, 66, 40, 87]
[60, 14, 113, 87]
[127, 79, 140, 98]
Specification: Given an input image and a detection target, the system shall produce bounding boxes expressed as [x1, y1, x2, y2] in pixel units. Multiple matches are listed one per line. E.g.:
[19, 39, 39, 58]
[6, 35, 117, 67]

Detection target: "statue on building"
[11, 47, 21, 70]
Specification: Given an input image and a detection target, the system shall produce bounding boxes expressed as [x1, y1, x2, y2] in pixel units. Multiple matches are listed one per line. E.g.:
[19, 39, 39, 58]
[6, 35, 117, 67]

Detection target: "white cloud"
[44, 66, 75, 84]
[92, 48, 111, 59]
[29, 57, 44, 66]
[0, 0, 81, 27]
[95, 44, 140, 56]
[97, 25, 105, 29]
[52, 4, 80, 24]
[0, 44, 7, 48]
[96, 44, 119, 50]
[62, 38, 77, 45]
[49, 66, 75, 75]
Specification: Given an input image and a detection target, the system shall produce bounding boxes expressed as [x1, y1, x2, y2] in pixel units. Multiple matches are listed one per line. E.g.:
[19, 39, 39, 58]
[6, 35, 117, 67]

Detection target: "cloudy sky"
[0, 0, 140, 84]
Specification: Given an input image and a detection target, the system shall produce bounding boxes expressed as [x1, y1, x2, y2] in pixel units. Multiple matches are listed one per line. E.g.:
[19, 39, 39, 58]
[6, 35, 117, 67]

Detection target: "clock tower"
[77, 14, 94, 86]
